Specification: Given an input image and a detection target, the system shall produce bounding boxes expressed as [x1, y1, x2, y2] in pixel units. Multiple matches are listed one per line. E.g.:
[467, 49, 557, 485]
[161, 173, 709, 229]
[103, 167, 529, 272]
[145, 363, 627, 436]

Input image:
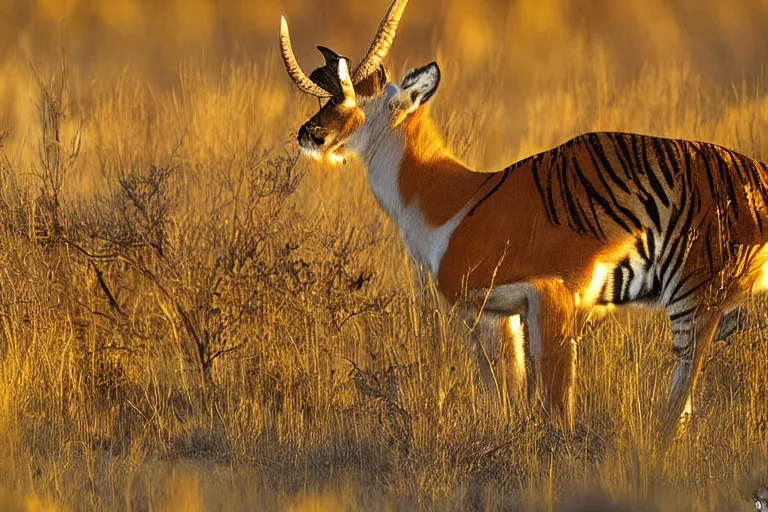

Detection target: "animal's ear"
[316, 45, 341, 64]
[389, 62, 441, 115]
[354, 64, 388, 97]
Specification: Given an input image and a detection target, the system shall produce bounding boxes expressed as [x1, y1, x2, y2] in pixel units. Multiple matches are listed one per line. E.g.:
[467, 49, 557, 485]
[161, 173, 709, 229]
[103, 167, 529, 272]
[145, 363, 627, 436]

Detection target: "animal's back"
[531, 131, 768, 244]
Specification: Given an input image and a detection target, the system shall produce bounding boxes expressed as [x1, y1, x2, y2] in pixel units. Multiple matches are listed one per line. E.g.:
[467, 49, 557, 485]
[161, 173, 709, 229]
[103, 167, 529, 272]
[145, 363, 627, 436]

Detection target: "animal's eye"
[411, 91, 419, 103]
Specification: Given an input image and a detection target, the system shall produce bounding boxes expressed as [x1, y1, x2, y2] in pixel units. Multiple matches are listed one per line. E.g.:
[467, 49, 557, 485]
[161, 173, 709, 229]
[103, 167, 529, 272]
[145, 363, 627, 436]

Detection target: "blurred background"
[4, 0, 768, 84]
[4, 0, 768, 168]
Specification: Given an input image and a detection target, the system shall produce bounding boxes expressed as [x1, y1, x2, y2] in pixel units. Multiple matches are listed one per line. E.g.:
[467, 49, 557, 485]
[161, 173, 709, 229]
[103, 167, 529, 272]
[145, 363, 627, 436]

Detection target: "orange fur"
[398, 108, 489, 227]
[395, 111, 609, 301]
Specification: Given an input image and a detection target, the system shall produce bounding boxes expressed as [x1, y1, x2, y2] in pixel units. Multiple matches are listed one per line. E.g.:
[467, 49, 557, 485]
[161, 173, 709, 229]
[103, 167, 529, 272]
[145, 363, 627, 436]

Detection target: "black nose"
[298, 124, 325, 147]
[310, 132, 325, 146]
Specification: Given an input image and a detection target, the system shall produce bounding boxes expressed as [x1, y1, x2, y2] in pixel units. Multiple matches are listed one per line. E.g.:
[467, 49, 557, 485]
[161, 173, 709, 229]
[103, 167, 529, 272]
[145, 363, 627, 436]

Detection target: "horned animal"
[280, 0, 767, 438]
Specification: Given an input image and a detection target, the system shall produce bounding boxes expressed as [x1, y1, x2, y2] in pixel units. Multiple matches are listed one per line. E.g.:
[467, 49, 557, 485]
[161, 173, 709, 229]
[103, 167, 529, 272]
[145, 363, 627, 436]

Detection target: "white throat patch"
[349, 97, 469, 277]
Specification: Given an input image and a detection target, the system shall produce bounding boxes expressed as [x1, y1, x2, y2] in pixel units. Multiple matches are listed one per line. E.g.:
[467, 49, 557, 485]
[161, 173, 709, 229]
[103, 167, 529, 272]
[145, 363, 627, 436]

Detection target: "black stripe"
[612, 265, 624, 303]
[670, 274, 710, 304]
[584, 140, 635, 214]
[545, 170, 560, 225]
[641, 138, 670, 207]
[652, 138, 675, 188]
[669, 305, 697, 322]
[627, 137, 663, 231]
[629, 136, 652, 193]
[468, 167, 511, 217]
[620, 257, 635, 301]
[641, 196, 662, 233]
[715, 149, 738, 220]
[582, 143, 636, 228]
[575, 190, 603, 239]
[557, 151, 586, 233]
[659, 234, 684, 287]
[569, 155, 637, 232]
[662, 195, 697, 288]
[650, 273, 662, 296]
[584, 192, 608, 240]
[570, 156, 607, 240]
[663, 140, 682, 185]
[531, 156, 558, 225]
[700, 146, 718, 202]
[646, 229, 656, 261]
[635, 236, 649, 264]
[608, 135, 638, 189]
[614, 134, 638, 181]
[592, 135, 631, 193]
[665, 181, 688, 242]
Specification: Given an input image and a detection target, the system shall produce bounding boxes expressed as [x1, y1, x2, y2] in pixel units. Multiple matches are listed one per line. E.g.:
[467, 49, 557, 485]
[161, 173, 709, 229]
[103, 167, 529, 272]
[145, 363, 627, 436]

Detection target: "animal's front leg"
[467, 279, 580, 430]
[526, 279, 579, 431]
[461, 294, 528, 407]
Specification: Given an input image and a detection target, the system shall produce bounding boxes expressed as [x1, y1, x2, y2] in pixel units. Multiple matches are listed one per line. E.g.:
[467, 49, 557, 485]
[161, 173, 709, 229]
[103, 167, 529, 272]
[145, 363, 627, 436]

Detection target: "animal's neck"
[397, 109, 488, 225]
[355, 106, 490, 274]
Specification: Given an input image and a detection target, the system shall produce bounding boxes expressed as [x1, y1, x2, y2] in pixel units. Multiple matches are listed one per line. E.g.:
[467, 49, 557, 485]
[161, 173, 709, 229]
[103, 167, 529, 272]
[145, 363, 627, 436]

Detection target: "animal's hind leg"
[714, 305, 747, 341]
[663, 306, 722, 440]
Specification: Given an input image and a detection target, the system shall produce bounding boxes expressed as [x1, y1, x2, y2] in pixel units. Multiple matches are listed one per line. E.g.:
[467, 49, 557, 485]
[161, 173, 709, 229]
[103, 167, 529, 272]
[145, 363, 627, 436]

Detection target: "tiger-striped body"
[436, 131, 768, 313]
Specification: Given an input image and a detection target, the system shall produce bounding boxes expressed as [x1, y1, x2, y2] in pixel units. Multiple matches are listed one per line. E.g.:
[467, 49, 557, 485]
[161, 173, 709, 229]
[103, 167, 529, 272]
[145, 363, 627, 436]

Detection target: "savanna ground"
[0, 0, 767, 510]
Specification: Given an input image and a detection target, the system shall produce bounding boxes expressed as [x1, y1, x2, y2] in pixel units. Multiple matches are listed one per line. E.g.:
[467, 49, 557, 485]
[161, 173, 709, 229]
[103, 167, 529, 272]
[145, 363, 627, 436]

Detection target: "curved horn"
[352, 0, 409, 84]
[279, 16, 333, 98]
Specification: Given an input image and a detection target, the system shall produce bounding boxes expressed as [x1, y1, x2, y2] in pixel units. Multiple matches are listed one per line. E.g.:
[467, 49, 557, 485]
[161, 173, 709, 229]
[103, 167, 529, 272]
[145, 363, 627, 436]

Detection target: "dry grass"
[0, 0, 767, 510]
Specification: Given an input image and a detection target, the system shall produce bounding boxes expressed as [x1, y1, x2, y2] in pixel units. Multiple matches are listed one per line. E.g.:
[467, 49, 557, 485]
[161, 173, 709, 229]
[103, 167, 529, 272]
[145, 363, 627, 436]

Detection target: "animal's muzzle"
[298, 124, 325, 149]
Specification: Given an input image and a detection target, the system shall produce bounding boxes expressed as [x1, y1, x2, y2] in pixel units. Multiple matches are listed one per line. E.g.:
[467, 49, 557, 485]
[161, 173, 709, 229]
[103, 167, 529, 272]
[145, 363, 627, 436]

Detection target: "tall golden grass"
[0, 0, 767, 510]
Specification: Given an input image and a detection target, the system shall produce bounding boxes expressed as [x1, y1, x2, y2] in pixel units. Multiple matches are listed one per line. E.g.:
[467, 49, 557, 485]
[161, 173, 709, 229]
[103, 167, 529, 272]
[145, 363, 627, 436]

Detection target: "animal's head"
[279, 0, 442, 164]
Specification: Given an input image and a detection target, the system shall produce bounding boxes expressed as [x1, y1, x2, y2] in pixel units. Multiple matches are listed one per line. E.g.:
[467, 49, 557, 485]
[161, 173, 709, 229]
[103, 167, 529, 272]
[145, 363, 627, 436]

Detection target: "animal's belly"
[437, 226, 663, 311]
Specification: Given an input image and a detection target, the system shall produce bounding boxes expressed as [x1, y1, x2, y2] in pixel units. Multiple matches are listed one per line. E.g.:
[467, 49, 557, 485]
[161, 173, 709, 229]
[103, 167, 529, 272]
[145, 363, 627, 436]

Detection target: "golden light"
[582, 261, 609, 306]
[505, 314, 527, 386]
[760, 261, 768, 289]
